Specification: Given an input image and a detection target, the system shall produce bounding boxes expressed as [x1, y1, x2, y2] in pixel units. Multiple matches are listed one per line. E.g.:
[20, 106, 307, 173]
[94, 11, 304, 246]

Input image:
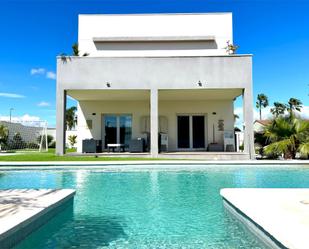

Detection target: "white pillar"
[150, 89, 159, 157]
[56, 89, 66, 155]
[243, 88, 255, 159]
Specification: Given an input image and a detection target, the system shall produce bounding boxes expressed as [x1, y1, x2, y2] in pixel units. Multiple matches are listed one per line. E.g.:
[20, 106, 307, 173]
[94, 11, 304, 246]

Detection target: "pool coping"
[0, 160, 309, 168]
[220, 188, 309, 249]
[0, 189, 76, 249]
[0, 160, 308, 171]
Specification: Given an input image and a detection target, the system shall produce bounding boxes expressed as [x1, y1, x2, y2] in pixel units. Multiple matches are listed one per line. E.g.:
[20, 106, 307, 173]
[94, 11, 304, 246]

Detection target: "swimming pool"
[1, 165, 308, 248]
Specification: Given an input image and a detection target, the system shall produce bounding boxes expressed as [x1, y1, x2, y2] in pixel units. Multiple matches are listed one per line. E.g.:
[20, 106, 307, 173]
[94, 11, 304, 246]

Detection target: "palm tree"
[256, 94, 269, 120]
[0, 124, 8, 151]
[287, 98, 302, 116]
[270, 102, 286, 117]
[66, 106, 77, 130]
[264, 117, 309, 159]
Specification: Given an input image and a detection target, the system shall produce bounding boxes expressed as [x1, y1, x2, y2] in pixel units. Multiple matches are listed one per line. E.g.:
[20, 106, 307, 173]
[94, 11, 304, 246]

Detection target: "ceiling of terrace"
[67, 89, 242, 101]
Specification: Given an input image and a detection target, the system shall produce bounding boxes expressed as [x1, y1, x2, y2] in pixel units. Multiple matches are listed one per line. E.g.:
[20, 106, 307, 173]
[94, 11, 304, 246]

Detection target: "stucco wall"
[57, 56, 252, 90]
[78, 13, 232, 57]
[76, 99, 234, 152]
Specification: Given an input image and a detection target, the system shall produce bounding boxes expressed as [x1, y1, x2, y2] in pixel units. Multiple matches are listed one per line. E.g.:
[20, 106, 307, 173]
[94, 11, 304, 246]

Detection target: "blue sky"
[0, 0, 309, 127]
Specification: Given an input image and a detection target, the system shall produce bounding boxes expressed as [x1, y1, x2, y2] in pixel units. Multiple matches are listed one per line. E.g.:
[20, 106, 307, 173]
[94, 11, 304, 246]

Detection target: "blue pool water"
[0, 166, 308, 248]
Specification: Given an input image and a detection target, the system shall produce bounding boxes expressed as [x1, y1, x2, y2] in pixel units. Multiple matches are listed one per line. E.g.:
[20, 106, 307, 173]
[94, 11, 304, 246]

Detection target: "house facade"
[56, 13, 254, 159]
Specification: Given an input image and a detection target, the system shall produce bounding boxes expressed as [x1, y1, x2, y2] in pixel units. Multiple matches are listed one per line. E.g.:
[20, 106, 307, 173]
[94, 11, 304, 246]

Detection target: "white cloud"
[37, 101, 50, 107]
[30, 68, 45, 75]
[0, 92, 25, 98]
[294, 106, 309, 119]
[46, 71, 56, 80]
[30, 68, 56, 80]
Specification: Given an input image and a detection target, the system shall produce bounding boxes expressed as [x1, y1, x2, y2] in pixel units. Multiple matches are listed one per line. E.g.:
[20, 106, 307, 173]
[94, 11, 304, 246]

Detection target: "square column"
[150, 89, 159, 157]
[56, 89, 67, 155]
[243, 88, 255, 159]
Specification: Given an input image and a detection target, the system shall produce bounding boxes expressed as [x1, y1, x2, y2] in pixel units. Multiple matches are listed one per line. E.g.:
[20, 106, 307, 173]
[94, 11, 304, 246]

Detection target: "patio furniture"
[82, 139, 102, 153]
[129, 138, 145, 153]
[208, 143, 224, 152]
[225, 144, 235, 152]
[107, 143, 125, 152]
[159, 133, 168, 152]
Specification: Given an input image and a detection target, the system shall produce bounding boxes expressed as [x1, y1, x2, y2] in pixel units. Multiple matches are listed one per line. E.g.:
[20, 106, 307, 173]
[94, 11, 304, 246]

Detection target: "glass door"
[177, 116, 190, 148]
[119, 115, 132, 148]
[192, 116, 205, 148]
[104, 114, 132, 149]
[104, 115, 117, 147]
[177, 115, 206, 150]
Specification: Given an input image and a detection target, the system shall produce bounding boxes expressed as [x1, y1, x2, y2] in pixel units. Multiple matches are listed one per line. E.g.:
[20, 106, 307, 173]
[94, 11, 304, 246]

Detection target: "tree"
[68, 135, 77, 148]
[287, 98, 302, 116]
[66, 106, 77, 130]
[270, 102, 286, 117]
[256, 94, 269, 120]
[11, 132, 25, 149]
[0, 124, 8, 151]
[263, 117, 309, 159]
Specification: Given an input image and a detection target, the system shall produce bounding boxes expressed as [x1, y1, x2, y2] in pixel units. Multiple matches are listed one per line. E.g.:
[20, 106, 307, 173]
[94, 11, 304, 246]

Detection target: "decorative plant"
[60, 42, 89, 63]
[225, 40, 239, 54]
[68, 135, 77, 148]
[263, 116, 309, 159]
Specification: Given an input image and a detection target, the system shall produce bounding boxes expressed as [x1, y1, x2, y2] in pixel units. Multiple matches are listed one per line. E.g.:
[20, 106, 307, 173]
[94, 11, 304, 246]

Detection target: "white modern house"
[56, 13, 254, 159]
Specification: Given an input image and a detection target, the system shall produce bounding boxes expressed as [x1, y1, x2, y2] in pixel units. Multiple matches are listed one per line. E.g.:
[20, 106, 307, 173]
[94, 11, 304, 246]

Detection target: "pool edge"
[0, 189, 76, 249]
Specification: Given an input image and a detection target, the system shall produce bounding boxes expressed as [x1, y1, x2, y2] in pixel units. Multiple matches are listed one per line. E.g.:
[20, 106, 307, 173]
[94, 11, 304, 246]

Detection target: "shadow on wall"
[94, 40, 218, 51]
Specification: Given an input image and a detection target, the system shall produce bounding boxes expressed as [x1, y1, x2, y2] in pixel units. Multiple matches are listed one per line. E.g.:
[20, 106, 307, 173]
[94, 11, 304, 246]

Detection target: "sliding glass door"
[103, 114, 132, 149]
[177, 115, 205, 149]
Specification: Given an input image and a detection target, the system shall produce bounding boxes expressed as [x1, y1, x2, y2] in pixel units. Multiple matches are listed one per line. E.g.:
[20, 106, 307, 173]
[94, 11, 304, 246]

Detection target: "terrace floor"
[68, 151, 250, 160]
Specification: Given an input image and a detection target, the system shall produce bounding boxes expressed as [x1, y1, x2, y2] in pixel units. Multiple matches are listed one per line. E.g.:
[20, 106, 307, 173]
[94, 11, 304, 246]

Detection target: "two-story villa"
[56, 13, 254, 160]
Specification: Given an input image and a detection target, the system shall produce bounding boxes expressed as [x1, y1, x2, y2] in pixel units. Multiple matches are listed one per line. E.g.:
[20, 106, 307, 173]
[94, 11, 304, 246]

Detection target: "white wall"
[76, 99, 234, 152]
[78, 13, 233, 57]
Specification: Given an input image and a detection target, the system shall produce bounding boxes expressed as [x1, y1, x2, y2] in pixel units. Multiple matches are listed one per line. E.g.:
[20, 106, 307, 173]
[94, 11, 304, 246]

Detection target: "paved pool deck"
[0, 160, 309, 169]
[221, 188, 309, 249]
[0, 189, 75, 249]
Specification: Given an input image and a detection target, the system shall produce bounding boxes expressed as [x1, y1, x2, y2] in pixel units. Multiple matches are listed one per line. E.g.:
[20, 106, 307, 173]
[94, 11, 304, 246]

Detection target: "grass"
[0, 148, 164, 162]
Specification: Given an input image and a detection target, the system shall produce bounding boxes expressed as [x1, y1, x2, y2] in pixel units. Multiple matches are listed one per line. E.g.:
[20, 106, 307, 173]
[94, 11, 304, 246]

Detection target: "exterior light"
[106, 82, 111, 87]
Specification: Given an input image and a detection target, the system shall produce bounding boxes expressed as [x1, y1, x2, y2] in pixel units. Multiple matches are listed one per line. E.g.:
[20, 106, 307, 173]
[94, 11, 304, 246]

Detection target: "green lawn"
[0, 149, 164, 162]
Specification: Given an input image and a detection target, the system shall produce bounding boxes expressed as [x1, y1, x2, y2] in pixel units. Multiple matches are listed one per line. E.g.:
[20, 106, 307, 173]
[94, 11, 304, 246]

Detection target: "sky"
[0, 0, 309, 128]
